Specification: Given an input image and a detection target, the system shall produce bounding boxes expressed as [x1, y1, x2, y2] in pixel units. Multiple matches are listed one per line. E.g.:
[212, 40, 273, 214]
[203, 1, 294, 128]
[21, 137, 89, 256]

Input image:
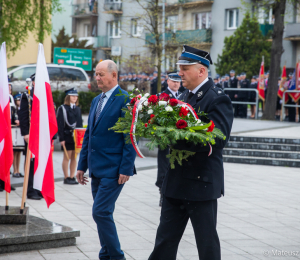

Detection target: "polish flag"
[29, 44, 58, 207]
[0, 42, 13, 193]
[257, 60, 265, 101]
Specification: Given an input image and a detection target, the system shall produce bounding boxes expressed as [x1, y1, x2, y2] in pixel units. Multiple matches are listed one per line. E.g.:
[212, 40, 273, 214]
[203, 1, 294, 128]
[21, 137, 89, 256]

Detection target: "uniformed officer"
[213, 77, 221, 89]
[238, 72, 249, 118]
[229, 70, 238, 117]
[18, 73, 42, 200]
[286, 72, 296, 122]
[148, 45, 234, 260]
[156, 73, 182, 206]
[151, 71, 158, 94]
[57, 88, 83, 184]
[249, 76, 258, 118]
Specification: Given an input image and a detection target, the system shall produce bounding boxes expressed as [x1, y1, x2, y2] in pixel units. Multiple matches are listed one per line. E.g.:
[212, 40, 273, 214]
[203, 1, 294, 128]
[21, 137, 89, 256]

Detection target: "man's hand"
[76, 170, 89, 185]
[24, 135, 29, 143]
[118, 174, 130, 185]
[15, 120, 20, 126]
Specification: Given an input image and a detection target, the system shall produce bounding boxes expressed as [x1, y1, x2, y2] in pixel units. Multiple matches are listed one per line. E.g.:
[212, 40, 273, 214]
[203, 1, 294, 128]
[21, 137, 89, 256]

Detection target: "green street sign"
[53, 47, 93, 71]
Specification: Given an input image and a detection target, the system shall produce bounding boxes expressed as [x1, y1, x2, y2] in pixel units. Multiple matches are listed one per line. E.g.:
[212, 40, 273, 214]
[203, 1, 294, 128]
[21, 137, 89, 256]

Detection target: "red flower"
[148, 95, 158, 104]
[148, 120, 151, 124]
[176, 119, 188, 129]
[179, 107, 189, 117]
[130, 96, 139, 105]
[145, 123, 148, 127]
[150, 114, 155, 118]
[207, 120, 215, 132]
[159, 92, 170, 101]
[169, 99, 178, 106]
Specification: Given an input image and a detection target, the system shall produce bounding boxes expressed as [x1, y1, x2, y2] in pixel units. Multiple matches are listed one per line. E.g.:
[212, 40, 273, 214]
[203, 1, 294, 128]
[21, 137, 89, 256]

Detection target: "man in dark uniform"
[150, 71, 158, 95]
[213, 77, 221, 88]
[238, 72, 249, 118]
[18, 73, 43, 200]
[229, 69, 238, 117]
[156, 73, 182, 206]
[287, 72, 296, 122]
[249, 76, 258, 118]
[148, 45, 233, 260]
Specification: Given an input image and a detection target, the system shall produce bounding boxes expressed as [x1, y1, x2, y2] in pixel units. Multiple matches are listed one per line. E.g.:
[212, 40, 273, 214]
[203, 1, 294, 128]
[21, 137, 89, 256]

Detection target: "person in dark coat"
[18, 73, 42, 199]
[229, 70, 238, 117]
[156, 73, 182, 206]
[214, 77, 221, 89]
[151, 71, 158, 94]
[286, 72, 296, 122]
[148, 45, 234, 260]
[57, 88, 83, 185]
[238, 72, 249, 118]
[249, 76, 258, 118]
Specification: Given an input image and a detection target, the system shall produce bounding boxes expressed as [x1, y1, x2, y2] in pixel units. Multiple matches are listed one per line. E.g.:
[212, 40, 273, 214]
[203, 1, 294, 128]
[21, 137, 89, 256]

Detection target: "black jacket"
[161, 78, 234, 201]
[19, 92, 33, 136]
[239, 79, 250, 99]
[151, 78, 158, 95]
[249, 82, 257, 101]
[228, 77, 238, 99]
[56, 105, 83, 143]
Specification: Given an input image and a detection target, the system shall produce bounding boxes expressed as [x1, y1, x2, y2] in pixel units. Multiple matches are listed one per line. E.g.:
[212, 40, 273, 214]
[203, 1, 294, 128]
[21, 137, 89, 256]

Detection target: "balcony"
[145, 29, 212, 47]
[165, 0, 213, 9]
[284, 23, 300, 41]
[103, 1, 123, 14]
[259, 24, 273, 37]
[97, 36, 112, 50]
[72, 2, 98, 18]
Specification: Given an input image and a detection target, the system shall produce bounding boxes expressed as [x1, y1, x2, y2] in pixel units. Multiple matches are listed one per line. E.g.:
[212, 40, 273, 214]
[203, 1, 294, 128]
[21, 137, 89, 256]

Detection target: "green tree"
[215, 12, 272, 79]
[0, 0, 62, 55]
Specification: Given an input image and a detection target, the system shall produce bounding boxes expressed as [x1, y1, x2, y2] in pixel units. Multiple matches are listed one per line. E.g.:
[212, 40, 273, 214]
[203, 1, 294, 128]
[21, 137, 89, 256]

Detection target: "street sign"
[53, 47, 93, 71]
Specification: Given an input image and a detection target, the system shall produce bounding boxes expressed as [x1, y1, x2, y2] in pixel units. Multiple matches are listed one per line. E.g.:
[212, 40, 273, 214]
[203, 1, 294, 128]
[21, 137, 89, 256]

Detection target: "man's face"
[230, 73, 235, 77]
[178, 64, 205, 90]
[214, 79, 218, 84]
[251, 78, 256, 83]
[95, 63, 115, 92]
[225, 76, 229, 81]
[167, 79, 180, 92]
[241, 75, 246, 80]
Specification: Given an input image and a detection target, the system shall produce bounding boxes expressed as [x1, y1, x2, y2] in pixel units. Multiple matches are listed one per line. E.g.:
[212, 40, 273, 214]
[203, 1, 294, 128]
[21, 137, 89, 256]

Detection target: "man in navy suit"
[76, 60, 136, 260]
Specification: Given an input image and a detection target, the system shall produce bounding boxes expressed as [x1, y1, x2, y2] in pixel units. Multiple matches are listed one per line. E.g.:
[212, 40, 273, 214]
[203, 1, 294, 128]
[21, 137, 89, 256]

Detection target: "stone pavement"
[2, 161, 300, 260]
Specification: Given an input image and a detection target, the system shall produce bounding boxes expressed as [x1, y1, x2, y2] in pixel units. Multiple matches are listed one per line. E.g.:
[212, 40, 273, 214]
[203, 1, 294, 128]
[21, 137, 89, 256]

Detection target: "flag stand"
[5, 192, 9, 210]
[20, 147, 31, 214]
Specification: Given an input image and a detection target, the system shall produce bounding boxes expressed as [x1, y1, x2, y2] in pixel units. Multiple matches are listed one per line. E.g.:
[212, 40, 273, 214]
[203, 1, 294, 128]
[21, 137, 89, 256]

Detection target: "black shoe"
[10, 186, 16, 191]
[13, 173, 23, 178]
[0, 187, 3, 192]
[27, 195, 42, 200]
[71, 177, 79, 184]
[64, 177, 78, 185]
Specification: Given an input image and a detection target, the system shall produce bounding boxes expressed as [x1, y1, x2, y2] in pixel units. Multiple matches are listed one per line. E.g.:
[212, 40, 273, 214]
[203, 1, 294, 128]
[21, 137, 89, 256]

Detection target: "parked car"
[8, 64, 91, 93]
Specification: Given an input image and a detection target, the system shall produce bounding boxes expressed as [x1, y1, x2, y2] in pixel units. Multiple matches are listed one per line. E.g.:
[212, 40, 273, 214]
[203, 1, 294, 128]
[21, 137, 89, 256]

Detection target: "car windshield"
[7, 66, 18, 72]
[10, 67, 36, 81]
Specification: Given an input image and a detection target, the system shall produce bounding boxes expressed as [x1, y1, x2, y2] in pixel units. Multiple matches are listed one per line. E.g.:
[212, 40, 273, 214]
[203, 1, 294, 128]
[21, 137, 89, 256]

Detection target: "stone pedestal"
[0, 206, 29, 224]
[0, 215, 80, 254]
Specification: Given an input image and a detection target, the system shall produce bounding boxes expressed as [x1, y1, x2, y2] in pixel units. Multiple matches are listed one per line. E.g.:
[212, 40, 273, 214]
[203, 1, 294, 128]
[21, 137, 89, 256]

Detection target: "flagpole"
[20, 84, 32, 214]
[5, 192, 9, 210]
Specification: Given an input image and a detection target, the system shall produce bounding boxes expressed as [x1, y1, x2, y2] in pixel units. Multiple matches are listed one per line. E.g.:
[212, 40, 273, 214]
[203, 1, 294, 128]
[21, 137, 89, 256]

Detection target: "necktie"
[94, 93, 106, 124]
[186, 92, 194, 103]
[175, 92, 178, 98]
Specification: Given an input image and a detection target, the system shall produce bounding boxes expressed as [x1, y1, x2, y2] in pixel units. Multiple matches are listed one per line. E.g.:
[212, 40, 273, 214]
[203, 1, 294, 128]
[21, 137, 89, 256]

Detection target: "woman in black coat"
[57, 89, 83, 185]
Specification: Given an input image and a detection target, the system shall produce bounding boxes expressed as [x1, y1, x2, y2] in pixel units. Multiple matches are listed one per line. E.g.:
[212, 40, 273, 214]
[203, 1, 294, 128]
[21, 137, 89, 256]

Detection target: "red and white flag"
[0, 42, 13, 193]
[257, 60, 265, 101]
[29, 44, 58, 207]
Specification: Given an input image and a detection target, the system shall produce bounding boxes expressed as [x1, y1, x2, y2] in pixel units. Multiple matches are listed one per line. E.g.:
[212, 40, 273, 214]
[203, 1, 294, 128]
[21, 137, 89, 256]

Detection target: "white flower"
[159, 101, 167, 106]
[126, 103, 130, 106]
[165, 106, 173, 112]
[143, 101, 148, 106]
[138, 106, 143, 111]
[144, 93, 150, 97]
[196, 119, 201, 125]
[148, 109, 153, 114]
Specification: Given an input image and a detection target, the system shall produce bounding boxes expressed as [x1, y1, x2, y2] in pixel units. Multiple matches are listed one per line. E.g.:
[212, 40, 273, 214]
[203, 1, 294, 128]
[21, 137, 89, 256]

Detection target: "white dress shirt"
[190, 77, 209, 94]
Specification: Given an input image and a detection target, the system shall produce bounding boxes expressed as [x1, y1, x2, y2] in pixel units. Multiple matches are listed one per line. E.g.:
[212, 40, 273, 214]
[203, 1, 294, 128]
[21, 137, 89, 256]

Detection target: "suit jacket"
[77, 86, 136, 178]
[161, 78, 234, 201]
[19, 92, 33, 136]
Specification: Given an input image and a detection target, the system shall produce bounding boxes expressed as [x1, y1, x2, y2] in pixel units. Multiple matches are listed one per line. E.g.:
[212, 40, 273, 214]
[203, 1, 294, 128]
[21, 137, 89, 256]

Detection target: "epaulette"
[212, 86, 224, 95]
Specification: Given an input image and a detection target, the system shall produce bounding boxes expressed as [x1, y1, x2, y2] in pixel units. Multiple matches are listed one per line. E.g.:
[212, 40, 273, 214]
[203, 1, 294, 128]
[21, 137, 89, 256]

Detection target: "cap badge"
[169, 94, 172, 97]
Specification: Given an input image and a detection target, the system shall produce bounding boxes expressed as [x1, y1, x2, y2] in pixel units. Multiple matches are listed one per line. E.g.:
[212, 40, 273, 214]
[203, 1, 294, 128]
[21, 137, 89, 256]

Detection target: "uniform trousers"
[148, 196, 220, 260]
[91, 175, 125, 260]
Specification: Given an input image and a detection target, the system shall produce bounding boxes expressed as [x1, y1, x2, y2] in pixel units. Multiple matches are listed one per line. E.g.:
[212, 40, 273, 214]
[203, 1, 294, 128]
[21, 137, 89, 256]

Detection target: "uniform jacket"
[249, 82, 257, 101]
[239, 79, 250, 99]
[228, 77, 238, 100]
[151, 78, 158, 95]
[161, 78, 234, 201]
[56, 105, 83, 143]
[163, 88, 181, 100]
[77, 86, 136, 178]
[19, 92, 33, 136]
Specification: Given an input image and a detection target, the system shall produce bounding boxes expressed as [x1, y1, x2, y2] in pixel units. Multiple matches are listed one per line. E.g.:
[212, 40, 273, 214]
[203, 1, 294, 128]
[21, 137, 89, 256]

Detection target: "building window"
[84, 24, 90, 37]
[166, 16, 178, 33]
[226, 9, 239, 29]
[257, 6, 274, 24]
[131, 19, 142, 37]
[108, 20, 121, 38]
[194, 12, 211, 29]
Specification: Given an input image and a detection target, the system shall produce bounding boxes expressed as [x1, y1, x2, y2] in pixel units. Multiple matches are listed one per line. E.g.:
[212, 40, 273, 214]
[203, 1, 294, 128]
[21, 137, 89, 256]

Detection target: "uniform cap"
[177, 45, 213, 67]
[65, 87, 78, 96]
[14, 92, 22, 100]
[168, 73, 182, 82]
[230, 70, 235, 74]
